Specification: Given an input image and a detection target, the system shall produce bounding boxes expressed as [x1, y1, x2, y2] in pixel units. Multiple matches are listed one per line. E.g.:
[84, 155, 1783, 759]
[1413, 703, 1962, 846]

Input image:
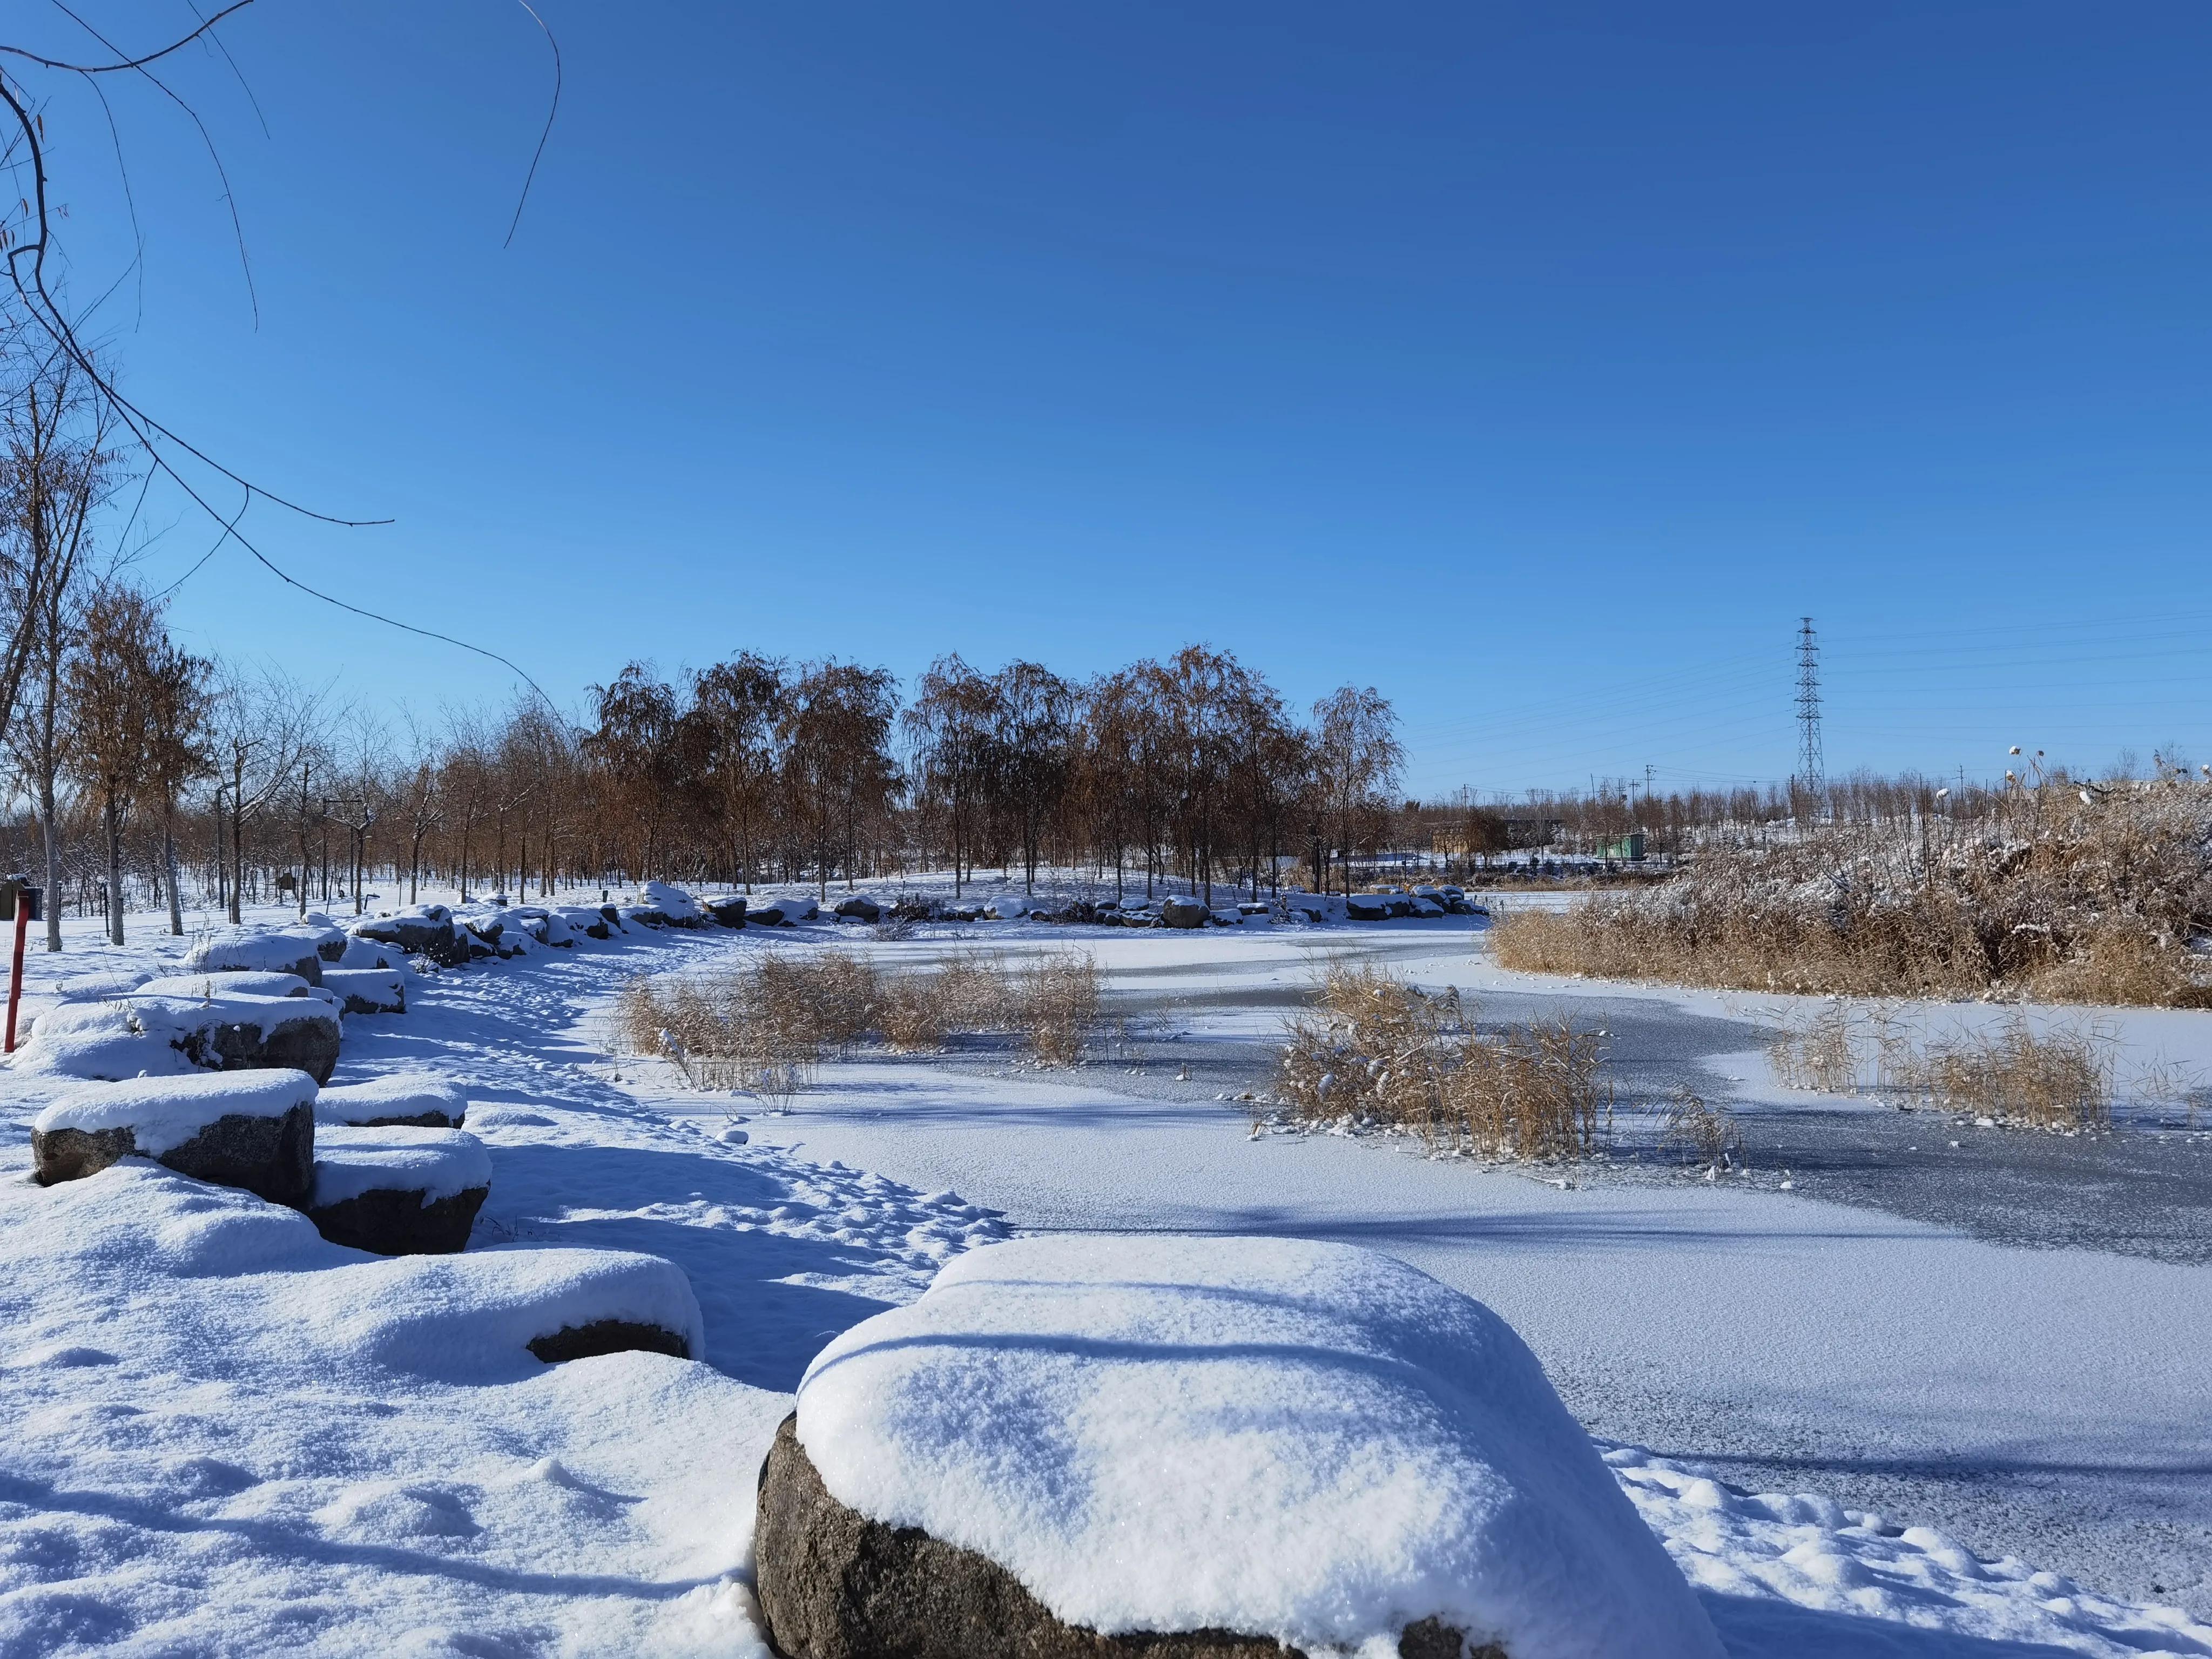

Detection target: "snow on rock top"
[139, 970, 327, 1002]
[33, 1068, 319, 1155]
[181, 927, 328, 979]
[797, 1234, 1724, 1659]
[637, 882, 703, 922]
[316, 1072, 468, 1126]
[313, 1127, 492, 1207]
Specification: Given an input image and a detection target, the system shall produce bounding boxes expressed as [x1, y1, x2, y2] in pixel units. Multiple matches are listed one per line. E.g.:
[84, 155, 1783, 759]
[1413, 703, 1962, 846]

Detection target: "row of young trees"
[0, 637, 1407, 940]
[1, 333, 1407, 938]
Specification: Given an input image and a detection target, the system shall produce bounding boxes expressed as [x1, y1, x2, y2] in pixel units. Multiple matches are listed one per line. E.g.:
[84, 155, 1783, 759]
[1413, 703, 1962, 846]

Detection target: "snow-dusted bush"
[1495, 778, 2212, 1005]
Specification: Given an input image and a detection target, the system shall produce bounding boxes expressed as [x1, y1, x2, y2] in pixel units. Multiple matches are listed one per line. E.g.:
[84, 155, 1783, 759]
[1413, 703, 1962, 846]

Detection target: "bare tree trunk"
[38, 767, 61, 954]
[164, 800, 184, 935]
[104, 797, 125, 946]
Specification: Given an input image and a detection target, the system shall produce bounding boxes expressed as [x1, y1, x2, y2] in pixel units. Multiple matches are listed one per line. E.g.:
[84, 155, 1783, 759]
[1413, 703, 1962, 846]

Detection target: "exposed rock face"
[1345, 894, 1391, 920]
[833, 896, 881, 923]
[753, 1418, 1491, 1659]
[706, 896, 750, 927]
[309, 1183, 486, 1255]
[526, 1319, 691, 1364]
[31, 1103, 316, 1207]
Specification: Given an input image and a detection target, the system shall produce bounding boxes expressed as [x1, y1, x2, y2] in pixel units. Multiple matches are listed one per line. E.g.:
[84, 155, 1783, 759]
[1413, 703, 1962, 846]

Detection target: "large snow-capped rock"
[771, 1235, 1723, 1659]
[308, 1126, 491, 1256]
[181, 926, 329, 984]
[322, 967, 407, 1015]
[352, 905, 471, 968]
[316, 1073, 468, 1129]
[31, 1069, 319, 1205]
[16, 992, 342, 1084]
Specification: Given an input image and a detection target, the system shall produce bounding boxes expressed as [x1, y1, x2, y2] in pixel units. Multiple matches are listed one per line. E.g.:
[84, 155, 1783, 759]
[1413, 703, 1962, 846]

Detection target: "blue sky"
[25, 1, 2212, 795]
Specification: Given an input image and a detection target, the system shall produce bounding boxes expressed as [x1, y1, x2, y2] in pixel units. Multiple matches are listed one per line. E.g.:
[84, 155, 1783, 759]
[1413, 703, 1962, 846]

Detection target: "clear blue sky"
[27, 1, 2212, 795]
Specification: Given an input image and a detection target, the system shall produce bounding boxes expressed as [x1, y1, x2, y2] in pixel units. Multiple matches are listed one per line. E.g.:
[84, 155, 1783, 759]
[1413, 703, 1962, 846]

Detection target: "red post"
[5, 896, 29, 1054]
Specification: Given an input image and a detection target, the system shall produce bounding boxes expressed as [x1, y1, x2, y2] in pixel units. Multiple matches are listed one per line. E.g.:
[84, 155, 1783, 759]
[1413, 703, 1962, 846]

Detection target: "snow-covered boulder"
[134, 993, 343, 1084]
[295, 914, 352, 962]
[182, 927, 326, 985]
[626, 882, 703, 928]
[834, 894, 882, 923]
[552, 903, 615, 940]
[1409, 896, 1446, 919]
[308, 1127, 491, 1256]
[329, 1244, 705, 1374]
[538, 909, 576, 947]
[316, 1073, 468, 1129]
[751, 895, 819, 927]
[31, 1069, 319, 1206]
[338, 932, 421, 973]
[1158, 894, 1208, 929]
[703, 894, 749, 928]
[984, 894, 1034, 921]
[353, 906, 470, 968]
[766, 1235, 1722, 1659]
[18, 993, 342, 1084]
[52, 969, 153, 1002]
[322, 967, 406, 1015]
[1279, 891, 1345, 925]
[139, 970, 329, 1004]
[1345, 893, 1392, 921]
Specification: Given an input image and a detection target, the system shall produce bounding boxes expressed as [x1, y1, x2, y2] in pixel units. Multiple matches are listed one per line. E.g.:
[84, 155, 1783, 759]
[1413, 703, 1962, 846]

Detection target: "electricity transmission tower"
[1795, 617, 1824, 799]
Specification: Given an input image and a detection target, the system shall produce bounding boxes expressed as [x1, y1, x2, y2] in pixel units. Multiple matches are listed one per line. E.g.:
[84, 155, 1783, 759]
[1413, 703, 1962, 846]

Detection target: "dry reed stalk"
[1015, 952, 1101, 1066]
[1765, 1003, 1858, 1094]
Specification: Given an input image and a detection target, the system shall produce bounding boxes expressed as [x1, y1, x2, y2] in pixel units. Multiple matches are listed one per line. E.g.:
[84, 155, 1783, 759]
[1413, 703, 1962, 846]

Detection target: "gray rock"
[309, 1183, 485, 1255]
[1159, 896, 1209, 929]
[1345, 894, 1391, 921]
[32, 1103, 315, 1208]
[833, 895, 881, 923]
[706, 896, 750, 928]
[753, 1417, 1489, 1659]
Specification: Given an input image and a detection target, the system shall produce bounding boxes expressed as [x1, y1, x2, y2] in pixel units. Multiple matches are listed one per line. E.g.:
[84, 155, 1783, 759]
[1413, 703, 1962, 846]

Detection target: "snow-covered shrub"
[1495, 778, 2212, 1005]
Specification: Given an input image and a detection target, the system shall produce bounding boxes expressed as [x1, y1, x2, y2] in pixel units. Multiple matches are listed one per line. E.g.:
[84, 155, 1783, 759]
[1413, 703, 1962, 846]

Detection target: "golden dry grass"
[1493, 783, 2212, 1007]
[1275, 963, 1610, 1160]
[616, 946, 1103, 1092]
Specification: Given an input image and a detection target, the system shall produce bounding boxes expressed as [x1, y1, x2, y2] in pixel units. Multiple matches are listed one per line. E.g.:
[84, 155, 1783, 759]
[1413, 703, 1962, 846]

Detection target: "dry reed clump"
[1276, 964, 1610, 1160]
[1016, 953, 1101, 1067]
[1919, 1017, 2111, 1132]
[617, 947, 1103, 1092]
[1493, 779, 2212, 1007]
[1661, 1085, 1744, 1171]
[1759, 1001, 2114, 1131]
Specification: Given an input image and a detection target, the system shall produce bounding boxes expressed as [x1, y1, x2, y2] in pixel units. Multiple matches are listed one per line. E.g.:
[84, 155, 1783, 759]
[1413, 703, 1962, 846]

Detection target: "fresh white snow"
[799, 1232, 1725, 1659]
[2, 889, 2209, 1656]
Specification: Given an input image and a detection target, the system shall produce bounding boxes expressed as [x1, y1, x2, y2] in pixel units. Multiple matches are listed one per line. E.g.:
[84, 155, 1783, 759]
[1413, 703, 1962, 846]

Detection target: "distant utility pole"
[1795, 617, 1824, 798]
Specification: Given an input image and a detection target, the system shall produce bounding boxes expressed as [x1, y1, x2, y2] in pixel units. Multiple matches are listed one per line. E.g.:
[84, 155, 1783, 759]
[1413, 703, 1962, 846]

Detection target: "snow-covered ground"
[3, 887, 2209, 1656]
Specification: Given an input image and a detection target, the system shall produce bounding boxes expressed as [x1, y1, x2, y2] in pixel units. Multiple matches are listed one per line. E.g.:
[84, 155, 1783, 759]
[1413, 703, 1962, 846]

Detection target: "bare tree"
[1312, 684, 1404, 896]
[210, 669, 321, 925]
[1, 345, 119, 946]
